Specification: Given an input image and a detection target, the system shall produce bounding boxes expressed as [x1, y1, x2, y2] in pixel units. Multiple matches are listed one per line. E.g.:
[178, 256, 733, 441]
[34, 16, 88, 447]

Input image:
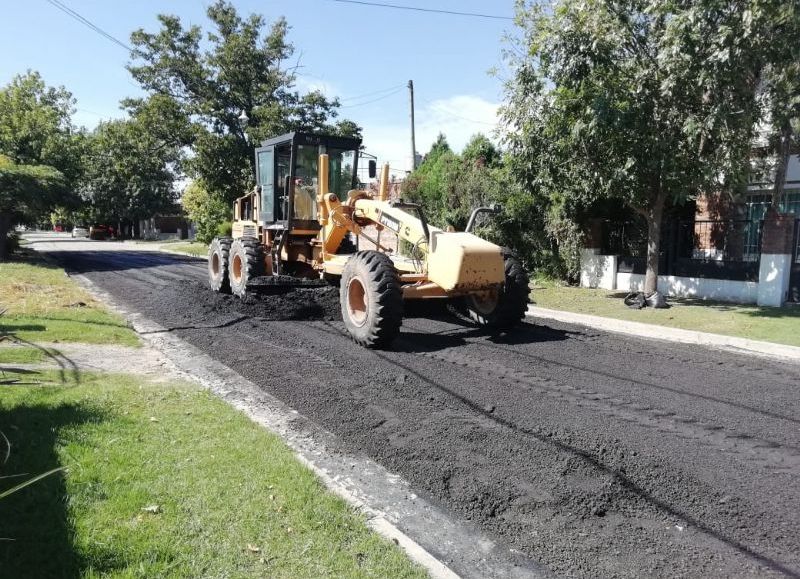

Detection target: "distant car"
[89, 225, 114, 240]
[71, 226, 89, 238]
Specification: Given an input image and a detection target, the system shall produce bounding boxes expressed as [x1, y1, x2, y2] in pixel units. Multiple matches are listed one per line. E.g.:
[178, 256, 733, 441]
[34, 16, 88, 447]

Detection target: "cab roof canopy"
[259, 132, 362, 150]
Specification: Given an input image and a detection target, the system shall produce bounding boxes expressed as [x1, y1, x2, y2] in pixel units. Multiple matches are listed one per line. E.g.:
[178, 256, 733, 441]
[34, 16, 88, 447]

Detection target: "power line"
[423, 99, 498, 126]
[326, 0, 513, 20]
[339, 84, 406, 102]
[43, 0, 135, 53]
[340, 86, 405, 108]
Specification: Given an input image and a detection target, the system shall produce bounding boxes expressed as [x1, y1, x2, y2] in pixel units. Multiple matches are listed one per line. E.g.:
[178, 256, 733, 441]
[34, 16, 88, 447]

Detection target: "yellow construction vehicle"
[207, 132, 529, 348]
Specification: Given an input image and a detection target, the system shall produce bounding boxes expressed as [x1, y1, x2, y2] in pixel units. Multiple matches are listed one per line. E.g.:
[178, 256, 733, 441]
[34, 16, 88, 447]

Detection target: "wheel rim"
[211, 252, 221, 277]
[347, 277, 368, 326]
[232, 254, 243, 283]
[470, 289, 499, 315]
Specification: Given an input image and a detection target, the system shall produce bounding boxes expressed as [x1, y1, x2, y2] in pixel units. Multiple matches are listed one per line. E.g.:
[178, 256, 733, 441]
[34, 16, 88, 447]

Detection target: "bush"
[5, 230, 20, 254]
[216, 221, 232, 237]
[401, 137, 582, 281]
[182, 180, 230, 244]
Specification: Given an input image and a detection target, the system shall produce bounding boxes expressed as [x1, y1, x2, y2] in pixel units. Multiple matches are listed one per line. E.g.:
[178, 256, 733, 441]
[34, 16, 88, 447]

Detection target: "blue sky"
[1, 0, 516, 173]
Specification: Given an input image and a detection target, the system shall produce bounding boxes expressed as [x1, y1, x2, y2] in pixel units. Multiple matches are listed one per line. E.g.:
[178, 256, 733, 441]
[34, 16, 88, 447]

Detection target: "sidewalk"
[527, 305, 800, 362]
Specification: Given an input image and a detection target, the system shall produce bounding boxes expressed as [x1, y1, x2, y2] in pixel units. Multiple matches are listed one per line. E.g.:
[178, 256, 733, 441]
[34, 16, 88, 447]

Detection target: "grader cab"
[208, 131, 529, 348]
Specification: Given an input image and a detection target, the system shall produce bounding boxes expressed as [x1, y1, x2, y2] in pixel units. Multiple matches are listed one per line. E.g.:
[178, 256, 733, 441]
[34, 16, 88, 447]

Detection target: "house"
[139, 214, 190, 240]
[581, 154, 800, 306]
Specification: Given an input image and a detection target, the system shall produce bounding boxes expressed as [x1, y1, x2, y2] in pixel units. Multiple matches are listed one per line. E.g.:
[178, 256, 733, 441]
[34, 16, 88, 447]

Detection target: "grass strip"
[532, 282, 800, 347]
[0, 346, 48, 364]
[0, 258, 139, 346]
[0, 369, 426, 578]
[166, 242, 207, 257]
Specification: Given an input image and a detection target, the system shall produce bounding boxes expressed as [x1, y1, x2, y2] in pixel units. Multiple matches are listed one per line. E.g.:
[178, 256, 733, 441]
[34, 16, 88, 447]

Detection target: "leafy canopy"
[127, 1, 360, 202]
[0, 72, 79, 257]
[0, 71, 84, 185]
[80, 107, 182, 225]
[500, 0, 788, 290]
[0, 154, 66, 258]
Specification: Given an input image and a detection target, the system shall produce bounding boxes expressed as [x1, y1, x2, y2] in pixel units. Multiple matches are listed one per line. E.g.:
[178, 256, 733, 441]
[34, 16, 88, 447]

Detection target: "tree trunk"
[643, 194, 666, 295]
[0, 212, 11, 261]
[772, 120, 792, 209]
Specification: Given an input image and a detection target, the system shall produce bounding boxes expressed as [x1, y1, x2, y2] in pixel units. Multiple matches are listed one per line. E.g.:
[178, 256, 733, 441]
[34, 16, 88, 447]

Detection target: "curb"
[527, 306, 800, 363]
[64, 269, 550, 579]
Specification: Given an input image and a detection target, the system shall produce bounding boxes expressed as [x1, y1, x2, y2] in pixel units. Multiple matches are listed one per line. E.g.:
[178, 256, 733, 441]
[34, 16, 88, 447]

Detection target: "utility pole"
[408, 79, 417, 171]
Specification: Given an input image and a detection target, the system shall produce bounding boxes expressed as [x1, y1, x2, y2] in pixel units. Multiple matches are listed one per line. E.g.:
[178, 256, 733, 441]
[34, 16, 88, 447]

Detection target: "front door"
[256, 146, 275, 222]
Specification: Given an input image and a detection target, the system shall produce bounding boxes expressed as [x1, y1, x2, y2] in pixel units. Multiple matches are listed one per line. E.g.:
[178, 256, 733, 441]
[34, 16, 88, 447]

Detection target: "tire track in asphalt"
[408, 345, 800, 472]
[303, 321, 799, 577]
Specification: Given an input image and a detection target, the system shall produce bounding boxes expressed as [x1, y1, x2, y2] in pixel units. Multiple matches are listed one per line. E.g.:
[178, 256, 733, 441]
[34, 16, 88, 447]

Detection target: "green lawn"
[0, 259, 139, 346]
[0, 253, 425, 578]
[532, 282, 800, 347]
[132, 240, 207, 257]
[0, 345, 47, 364]
[164, 241, 207, 257]
[0, 370, 425, 578]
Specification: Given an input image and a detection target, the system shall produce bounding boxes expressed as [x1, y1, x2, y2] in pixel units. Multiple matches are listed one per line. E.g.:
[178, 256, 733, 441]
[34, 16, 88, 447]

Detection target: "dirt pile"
[172, 280, 341, 321]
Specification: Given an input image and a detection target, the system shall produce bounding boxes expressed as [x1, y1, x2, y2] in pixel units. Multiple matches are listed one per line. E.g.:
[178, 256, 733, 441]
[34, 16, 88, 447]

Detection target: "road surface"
[26, 234, 800, 578]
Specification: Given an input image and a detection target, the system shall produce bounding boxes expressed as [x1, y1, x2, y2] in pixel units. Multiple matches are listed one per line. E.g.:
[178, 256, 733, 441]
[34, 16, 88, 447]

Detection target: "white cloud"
[294, 75, 338, 98]
[360, 94, 500, 174]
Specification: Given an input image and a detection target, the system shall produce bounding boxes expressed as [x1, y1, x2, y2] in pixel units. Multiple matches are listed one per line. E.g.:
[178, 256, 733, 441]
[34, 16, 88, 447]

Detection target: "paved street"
[28, 233, 800, 578]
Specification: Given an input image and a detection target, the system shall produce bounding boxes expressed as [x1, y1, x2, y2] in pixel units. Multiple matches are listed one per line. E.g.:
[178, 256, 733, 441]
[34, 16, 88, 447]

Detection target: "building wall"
[615, 272, 759, 304]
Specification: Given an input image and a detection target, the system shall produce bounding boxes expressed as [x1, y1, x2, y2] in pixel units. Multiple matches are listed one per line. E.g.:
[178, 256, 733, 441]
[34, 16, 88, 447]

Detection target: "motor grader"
[207, 131, 529, 348]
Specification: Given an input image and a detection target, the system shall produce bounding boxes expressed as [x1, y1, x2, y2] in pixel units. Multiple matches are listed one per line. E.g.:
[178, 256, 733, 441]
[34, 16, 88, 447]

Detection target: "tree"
[0, 71, 84, 185]
[81, 110, 181, 234]
[424, 133, 452, 164]
[0, 155, 65, 258]
[462, 134, 500, 168]
[502, 0, 769, 294]
[757, 3, 800, 206]
[127, 1, 360, 206]
[0, 72, 82, 255]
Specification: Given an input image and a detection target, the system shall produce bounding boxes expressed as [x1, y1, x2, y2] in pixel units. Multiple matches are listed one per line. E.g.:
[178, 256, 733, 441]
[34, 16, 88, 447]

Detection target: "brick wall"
[761, 210, 795, 254]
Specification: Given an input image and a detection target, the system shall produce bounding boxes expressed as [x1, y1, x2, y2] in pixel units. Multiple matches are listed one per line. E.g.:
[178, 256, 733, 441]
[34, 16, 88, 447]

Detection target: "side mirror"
[368, 160, 377, 179]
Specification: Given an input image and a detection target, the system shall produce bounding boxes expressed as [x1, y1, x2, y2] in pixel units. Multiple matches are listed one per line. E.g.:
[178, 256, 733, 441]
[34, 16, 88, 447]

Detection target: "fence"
[603, 219, 762, 282]
[791, 220, 800, 302]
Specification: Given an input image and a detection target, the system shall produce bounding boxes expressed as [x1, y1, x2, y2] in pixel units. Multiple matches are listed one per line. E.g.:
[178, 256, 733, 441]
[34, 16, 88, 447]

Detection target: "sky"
[0, 0, 518, 175]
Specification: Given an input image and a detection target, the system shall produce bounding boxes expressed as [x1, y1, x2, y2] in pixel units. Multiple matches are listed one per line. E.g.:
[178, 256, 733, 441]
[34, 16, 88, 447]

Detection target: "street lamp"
[238, 109, 249, 143]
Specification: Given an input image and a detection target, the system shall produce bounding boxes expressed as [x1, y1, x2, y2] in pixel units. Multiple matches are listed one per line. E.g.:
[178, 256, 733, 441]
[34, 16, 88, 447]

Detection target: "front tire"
[465, 251, 529, 330]
[228, 237, 265, 298]
[340, 251, 403, 348]
[208, 237, 232, 293]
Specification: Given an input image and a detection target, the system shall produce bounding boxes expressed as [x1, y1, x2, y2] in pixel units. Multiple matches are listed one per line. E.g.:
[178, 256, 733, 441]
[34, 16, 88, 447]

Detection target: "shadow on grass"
[0, 337, 83, 388]
[0, 402, 107, 578]
[601, 292, 800, 319]
[0, 324, 47, 334]
[666, 297, 800, 319]
[741, 306, 800, 320]
[3, 247, 60, 265]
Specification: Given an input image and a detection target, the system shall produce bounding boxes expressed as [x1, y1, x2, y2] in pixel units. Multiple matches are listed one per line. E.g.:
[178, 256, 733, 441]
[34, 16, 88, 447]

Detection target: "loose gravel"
[171, 279, 342, 321]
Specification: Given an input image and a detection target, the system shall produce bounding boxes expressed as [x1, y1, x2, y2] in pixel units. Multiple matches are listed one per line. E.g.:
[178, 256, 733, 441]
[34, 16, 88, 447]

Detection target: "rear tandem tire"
[229, 237, 266, 298]
[465, 251, 529, 330]
[340, 251, 403, 349]
[208, 237, 232, 293]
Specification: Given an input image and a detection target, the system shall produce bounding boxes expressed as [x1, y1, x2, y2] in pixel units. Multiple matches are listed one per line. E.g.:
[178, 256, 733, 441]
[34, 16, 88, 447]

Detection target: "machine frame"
[210, 131, 530, 348]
